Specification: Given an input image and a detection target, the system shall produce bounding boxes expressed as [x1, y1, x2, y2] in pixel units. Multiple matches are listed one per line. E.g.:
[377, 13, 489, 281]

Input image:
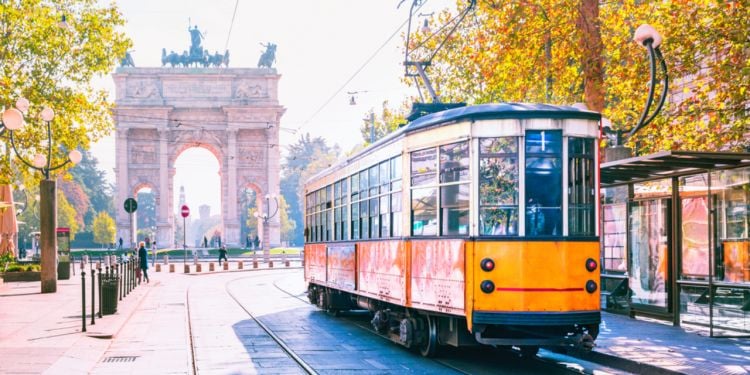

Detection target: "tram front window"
[525, 130, 562, 236]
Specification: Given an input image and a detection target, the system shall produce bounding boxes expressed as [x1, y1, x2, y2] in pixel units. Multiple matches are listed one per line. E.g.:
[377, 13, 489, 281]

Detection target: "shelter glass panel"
[629, 199, 670, 308]
[679, 174, 709, 280]
[602, 186, 628, 273]
[712, 166, 750, 285]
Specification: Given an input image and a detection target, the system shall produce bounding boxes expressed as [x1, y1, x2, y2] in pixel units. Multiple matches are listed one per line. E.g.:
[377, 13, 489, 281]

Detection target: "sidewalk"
[0, 264, 153, 373]
[575, 312, 750, 375]
[2, 266, 747, 374]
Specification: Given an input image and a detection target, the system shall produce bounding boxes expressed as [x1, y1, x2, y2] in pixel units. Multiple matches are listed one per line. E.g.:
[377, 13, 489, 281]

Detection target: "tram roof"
[404, 103, 601, 133]
[601, 150, 750, 185]
[305, 103, 601, 188]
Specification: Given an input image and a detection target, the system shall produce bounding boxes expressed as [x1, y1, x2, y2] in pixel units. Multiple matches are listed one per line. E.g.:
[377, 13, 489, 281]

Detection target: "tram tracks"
[185, 271, 317, 375]
[186, 272, 609, 374]
[273, 279, 618, 374]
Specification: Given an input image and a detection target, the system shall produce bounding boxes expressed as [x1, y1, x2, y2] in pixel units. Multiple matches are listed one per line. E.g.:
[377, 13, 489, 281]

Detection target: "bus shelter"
[600, 150, 750, 337]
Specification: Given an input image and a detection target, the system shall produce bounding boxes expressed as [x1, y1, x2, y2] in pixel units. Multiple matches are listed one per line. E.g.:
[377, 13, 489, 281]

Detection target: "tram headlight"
[480, 258, 495, 272]
[480, 280, 495, 294]
[585, 280, 598, 294]
[585, 258, 598, 272]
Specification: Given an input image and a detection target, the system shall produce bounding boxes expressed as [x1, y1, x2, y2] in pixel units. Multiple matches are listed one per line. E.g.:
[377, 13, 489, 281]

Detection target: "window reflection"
[525, 130, 561, 236]
[479, 137, 518, 236]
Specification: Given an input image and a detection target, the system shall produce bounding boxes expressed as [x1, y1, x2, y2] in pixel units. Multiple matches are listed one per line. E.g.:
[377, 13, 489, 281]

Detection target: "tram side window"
[479, 137, 518, 236]
[305, 193, 312, 242]
[391, 156, 403, 237]
[411, 148, 438, 236]
[525, 130, 562, 236]
[569, 138, 595, 236]
[341, 178, 349, 240]
[351, 174, 360, 240]
[440, 142, 470, 235]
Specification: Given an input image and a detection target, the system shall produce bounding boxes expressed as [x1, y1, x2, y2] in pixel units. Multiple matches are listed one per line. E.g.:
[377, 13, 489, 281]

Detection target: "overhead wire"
[224, 0, 240, 53]
[293, 0, 429, 135]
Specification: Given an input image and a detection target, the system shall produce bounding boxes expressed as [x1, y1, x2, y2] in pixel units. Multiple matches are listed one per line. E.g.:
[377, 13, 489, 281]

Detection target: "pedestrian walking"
[118, 237, 123, 250]
[218, 244, 228, 266]
[253, 235, 260, 250]
[138, 241, 150, 283]
[203, 236, 208, 248]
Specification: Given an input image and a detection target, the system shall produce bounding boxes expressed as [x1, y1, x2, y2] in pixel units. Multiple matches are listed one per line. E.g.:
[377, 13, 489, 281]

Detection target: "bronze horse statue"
[257, 43, 276, 68]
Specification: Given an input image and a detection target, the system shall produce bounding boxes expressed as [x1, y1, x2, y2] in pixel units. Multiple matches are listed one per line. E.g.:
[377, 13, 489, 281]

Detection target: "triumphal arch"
[112, 66, 284, 248]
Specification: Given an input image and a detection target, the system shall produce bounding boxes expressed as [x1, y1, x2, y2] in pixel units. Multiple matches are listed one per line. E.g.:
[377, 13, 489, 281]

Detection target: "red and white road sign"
[181, 204, 190, 218]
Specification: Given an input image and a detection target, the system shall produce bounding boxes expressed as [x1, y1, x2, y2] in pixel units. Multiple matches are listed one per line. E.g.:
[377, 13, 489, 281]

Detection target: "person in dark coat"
[138, 242, 150, 283]
[218, 245, 228, 266]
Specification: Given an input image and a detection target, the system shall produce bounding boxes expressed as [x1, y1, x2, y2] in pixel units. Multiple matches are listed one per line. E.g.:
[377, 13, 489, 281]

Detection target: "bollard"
[223, 262, 229, 271]
[238, 261, 243, 270]
[184, 264, 190, 273]
[269, 260, 274, 268]
[253, 260, 258, 269]
[164, 255, 169, 265]
[169, 264, 175, 273]
[156, 264, 161, 272]
[81, 271, 86, 332]
[124, 261, 129, 296]
[117, 264, 122, 301]
[194, 254, 198, 265]
[98, 267, 104, 318]
[285, 260, 290, 267]
[209, 263, 215, 271]
[196, 263, 202, 272]
[91, 268, 96, 325]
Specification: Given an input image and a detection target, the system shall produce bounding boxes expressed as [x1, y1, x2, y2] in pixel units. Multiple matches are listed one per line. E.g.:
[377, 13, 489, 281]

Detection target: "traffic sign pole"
[123, 198, 138, 251]
[180, 205, 190, 264]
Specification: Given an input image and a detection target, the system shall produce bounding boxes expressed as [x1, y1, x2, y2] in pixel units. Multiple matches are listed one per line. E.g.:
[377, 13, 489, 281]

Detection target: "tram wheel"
[419, 316, 438, 357]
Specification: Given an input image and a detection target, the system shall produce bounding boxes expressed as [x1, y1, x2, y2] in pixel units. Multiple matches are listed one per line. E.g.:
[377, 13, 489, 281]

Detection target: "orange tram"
[303, 103, 601, 356]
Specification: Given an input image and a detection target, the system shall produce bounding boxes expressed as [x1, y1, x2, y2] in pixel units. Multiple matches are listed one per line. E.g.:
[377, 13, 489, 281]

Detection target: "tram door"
[628, 198, 672, 314]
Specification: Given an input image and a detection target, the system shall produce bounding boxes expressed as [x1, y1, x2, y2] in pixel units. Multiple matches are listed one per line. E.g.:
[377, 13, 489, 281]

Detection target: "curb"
[84, 281, 158, 339]
[184, 265, 303, 276]
[566, 348, 684, 375]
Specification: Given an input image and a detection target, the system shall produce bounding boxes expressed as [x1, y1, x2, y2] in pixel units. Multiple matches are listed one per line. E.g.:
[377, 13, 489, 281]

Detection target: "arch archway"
[113, 67, 285, 250]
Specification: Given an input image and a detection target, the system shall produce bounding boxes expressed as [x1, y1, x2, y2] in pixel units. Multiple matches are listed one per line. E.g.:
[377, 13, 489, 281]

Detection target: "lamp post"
[1, 98, 82, 293]
[602, 24, 668, 162]
[253, 193, 278, 261]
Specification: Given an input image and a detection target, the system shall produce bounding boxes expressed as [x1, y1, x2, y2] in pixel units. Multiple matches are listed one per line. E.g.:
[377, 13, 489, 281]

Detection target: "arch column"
[225, 129, 240, 245]
[115, 128, 132, 247]
[156, 128, 173, 247]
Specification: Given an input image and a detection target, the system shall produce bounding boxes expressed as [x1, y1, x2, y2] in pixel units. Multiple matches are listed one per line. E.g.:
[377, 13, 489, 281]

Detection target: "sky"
[91, 0, 455, 214]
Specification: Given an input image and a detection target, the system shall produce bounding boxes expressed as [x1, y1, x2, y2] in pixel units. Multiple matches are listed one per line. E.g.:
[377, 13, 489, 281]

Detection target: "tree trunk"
[578, 0, 604, 112]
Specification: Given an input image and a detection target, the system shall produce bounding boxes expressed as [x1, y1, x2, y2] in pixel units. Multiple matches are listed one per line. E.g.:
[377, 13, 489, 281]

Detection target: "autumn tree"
[92, 211, 115, 248]
[0, 0, 131, 186]
[57, 193, 78, 240]
[407, 1, 749, 153]
[358, 100, 409, 145]
[281, 133, 339, 244]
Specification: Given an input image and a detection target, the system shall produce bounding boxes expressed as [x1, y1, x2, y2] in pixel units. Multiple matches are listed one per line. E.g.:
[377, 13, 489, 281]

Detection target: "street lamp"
[253, 193, 278, 260]
[1, 98, 82, 293]
[602, 24, 668, 161]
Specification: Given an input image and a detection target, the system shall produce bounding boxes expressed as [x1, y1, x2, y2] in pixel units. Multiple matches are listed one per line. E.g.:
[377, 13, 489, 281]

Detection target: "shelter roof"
[601, 151, 750, 186]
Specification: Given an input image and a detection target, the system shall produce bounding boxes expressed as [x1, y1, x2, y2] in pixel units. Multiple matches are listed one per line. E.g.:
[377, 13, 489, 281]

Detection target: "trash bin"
[102, 274, 119, 315]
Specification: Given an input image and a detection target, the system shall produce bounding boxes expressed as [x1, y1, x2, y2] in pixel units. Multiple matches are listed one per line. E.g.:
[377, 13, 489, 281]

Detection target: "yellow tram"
[303, 103, 601, 356]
